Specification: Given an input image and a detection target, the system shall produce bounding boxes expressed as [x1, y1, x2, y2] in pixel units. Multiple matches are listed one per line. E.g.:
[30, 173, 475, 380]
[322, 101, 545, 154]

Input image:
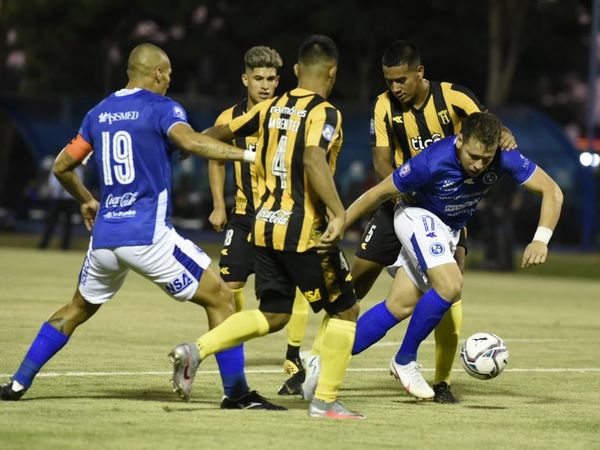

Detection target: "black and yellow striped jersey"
[229, 88, 343, 252]
[370, 81, 484, 167]
[215, 100, 258, 216]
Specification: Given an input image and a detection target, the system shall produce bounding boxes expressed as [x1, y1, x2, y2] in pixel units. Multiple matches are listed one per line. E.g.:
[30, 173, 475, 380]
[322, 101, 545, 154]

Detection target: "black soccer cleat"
[278, 368, 306, 396]
[433, 382, 459, 404]
[220, 390, 287, 410]
[1, 380, 27, 401]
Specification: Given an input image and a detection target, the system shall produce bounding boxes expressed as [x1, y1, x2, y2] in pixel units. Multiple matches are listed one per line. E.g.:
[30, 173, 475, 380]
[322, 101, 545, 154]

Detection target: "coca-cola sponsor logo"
[105, 192, 139, 208]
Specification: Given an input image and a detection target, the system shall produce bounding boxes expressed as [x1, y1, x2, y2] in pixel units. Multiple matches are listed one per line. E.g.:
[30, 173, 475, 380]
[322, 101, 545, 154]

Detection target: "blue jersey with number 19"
[79, 88, 189, 249]
[392, 135, 537, 231]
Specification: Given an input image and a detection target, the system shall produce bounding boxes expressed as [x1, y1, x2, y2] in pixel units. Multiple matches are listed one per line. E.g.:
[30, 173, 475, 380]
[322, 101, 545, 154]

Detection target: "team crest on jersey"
[482, 172, 498, 185]
[322, 124, 335, 142]
[437, 109, 451, 125]
[172, 106, 187, 121]
[399, 162, 411, 177]
[429, 242, 445, 256]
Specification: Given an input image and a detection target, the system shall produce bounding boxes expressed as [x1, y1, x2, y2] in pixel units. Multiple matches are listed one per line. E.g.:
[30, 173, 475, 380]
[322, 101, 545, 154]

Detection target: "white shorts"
[78, 228, 211, 304]
[387, 205, 460, 292]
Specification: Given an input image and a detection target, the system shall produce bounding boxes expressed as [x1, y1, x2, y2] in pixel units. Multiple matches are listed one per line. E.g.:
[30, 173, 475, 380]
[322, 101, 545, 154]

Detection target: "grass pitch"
[0, 245, 599, 450]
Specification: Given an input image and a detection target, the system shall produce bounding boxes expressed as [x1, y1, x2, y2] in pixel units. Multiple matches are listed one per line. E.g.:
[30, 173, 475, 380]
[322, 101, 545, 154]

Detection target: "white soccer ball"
[460, 332, 509, 380]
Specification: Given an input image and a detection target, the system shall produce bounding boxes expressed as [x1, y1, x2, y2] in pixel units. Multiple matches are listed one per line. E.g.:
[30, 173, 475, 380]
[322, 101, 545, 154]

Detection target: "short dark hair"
[461, 112, 502, 148]
[298, 34, 339, 65]
[381, 40, 420, 68]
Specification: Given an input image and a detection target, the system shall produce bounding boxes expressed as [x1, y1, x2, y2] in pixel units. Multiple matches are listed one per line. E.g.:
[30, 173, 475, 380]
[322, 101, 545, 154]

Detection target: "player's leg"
[352, 263, 420, 356]
[432, 243, 466, 403]
[278, 289, 309, 395]
[291, 249, 363, 419]
[351, 202, 400, 299]
[1, 247, 126, 400]
[218, 216, 255, 312]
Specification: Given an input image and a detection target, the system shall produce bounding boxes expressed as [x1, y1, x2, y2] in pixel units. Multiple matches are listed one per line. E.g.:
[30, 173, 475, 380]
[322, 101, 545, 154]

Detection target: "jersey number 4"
[102, 131, 135, 185]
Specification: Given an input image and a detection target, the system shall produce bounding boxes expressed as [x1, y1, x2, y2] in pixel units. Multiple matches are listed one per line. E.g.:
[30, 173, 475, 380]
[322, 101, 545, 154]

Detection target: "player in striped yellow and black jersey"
[350, 40, 516, 404]
[208, 46, 282, 308]
[196, 35, 363, 419]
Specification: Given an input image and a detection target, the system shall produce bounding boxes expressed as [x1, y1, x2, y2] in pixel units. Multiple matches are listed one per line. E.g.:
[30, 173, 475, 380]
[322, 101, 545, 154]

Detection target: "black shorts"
[355, 202, 468, 265]
[254, 246, 357, 315]
[218, 214, 255, 283]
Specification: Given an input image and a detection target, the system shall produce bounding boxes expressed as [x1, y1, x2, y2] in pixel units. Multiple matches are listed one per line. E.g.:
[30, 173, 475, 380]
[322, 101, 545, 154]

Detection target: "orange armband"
[64, 134, 93, 161]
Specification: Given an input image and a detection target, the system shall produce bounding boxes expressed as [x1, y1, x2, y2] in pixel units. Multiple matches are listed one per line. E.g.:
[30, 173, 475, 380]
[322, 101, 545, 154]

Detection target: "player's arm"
[372, 146, 395, 180]
[519, 167, 564, 268]
[168, 123, 254, 163]
[346, 175, 400, 229]
[203, 124, 236, 143]
[305, 145, 346, 249]
[208, 159, 227, 232]
[53, 135, 98, 231]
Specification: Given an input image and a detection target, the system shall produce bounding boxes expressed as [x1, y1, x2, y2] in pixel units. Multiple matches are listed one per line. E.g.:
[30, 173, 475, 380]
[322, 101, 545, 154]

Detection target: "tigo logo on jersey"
[172, 106, 187, 120]
[429, 242, 445, 256]
[399, 162, 411, 177]
[165, 272, 193, 295]
[322, 124, 335, 142]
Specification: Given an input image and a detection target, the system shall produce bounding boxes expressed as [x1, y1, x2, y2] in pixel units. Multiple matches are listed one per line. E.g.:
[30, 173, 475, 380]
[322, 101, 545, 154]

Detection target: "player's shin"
[13, 322, 70, 389]
[395, 288, 452, 365]
[352, 300, 400, 355]
[215, 344, 249, 399]
[433, 299, 463, 384]
[196, 310, 270, 359]
[314, 318, 356, 403]
[285, 290, 309, 363]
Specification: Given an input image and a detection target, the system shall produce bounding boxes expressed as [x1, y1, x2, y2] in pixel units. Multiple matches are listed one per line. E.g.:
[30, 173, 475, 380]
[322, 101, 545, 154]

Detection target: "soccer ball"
[460, 332, 508, 380]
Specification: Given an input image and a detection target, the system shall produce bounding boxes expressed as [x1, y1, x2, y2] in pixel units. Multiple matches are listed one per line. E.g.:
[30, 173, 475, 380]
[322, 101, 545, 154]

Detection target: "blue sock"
[352, 300, 400, 355]
[215, 344, 248, 399]
[395, 289, 452, 365]
[13, 322, 70, 388]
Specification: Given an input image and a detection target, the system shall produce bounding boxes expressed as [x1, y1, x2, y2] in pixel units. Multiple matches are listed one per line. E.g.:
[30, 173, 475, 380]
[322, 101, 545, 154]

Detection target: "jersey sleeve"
[500, 149, 538, 184]
[230, 101, 265, 137]
[370, 95, 391, 148]
[157, 99, 189, 135]
[391, 150, 430, 194]
[306, 104, 342, 149]
[214, 108, 232, 127]
[78, 110, 93, 144]
[446, 83, 485, 118]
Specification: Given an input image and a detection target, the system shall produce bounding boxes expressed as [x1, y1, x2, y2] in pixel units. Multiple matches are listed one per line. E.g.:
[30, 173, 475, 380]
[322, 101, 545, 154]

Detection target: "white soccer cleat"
[389, 358, 434, 400]
[301, 354, 321, 401]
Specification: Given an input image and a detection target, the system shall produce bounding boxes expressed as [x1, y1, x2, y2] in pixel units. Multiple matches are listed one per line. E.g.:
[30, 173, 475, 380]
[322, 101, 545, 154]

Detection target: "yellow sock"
[286, 289, 309, 347]
[196, 310, 269, 360]
[314, 318, 356, 403]
[310, 314, 330, 356]
[232, 287, 245, 312]
[433, 299, 463, 385]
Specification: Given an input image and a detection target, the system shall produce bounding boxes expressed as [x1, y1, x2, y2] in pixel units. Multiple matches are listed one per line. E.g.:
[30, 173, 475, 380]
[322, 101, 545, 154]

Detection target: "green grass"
[0, 246, 599, 449]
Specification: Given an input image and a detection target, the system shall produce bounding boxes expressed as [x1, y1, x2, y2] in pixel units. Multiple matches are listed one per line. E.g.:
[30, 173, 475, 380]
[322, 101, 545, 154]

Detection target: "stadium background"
[0, 0, 598, 255]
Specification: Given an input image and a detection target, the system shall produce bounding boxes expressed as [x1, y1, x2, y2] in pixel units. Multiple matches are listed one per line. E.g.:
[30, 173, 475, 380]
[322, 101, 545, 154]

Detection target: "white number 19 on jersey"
[102, 130, 135, 185]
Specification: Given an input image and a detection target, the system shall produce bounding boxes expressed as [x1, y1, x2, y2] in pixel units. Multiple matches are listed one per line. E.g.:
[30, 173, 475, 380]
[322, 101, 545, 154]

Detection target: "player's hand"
[521, 241, 548, 268]
[209, 207, 227, 232]
[80, 199, 99, 231]
[315, 215, 345, 253]
[499, 128, 517, 151]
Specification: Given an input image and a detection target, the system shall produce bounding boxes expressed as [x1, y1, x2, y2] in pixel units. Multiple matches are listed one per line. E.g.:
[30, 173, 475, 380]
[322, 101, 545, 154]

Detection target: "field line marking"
[1, 367, 600, 378]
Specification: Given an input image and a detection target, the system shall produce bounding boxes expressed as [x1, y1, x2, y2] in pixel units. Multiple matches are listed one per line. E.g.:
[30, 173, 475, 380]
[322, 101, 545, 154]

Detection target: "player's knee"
[262, 312, 290, 332]
[333, 302, 360, 322]
[433, 276, 463, 302]
[385, 295, 414, 320]
[227, 280, 246, 290]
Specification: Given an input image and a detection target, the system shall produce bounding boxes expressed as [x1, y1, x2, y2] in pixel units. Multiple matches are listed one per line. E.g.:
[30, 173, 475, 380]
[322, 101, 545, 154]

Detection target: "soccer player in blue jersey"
[0, 43, 283, 410]
[335, 112, 563, 399]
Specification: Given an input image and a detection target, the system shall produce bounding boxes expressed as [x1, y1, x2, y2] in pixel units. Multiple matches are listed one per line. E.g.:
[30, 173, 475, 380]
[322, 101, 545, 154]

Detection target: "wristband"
[242, 150, 256, 163]
[532, 226, 553, 245]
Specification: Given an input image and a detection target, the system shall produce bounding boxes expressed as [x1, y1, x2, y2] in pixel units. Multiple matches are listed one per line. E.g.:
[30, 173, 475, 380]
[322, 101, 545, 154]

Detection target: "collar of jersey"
[290, 87, 318, 97]
[114, 88, 142, 97]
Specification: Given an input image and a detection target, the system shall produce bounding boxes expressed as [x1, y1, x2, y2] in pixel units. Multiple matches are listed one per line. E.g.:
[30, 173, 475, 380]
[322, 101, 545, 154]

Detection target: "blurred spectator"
[38, 158, 82, 250]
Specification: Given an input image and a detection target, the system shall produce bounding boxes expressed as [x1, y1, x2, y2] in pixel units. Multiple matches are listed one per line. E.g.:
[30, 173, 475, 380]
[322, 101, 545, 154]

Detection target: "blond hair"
[244, 46, 283, 70]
